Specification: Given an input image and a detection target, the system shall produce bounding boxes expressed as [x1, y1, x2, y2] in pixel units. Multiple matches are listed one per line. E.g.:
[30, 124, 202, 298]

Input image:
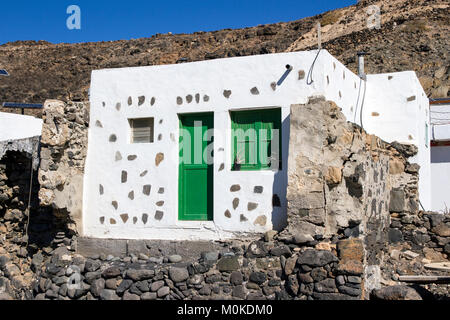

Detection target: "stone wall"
[38, 100, 89, 235]
[379, 211, 450, 299]
[282, 96, 421, 295]
[31, 236, 365, 301]
[0, 136, 57, 300]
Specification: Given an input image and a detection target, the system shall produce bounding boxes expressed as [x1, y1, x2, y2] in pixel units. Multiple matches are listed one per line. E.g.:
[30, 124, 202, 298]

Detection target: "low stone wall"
[31, 236, 364, 300]
[38, 100, 89, 234]
[379, 211, 450, 299]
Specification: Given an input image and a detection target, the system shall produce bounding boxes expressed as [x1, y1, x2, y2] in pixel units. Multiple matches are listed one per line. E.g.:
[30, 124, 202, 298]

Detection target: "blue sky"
[0, 0, 356, 44]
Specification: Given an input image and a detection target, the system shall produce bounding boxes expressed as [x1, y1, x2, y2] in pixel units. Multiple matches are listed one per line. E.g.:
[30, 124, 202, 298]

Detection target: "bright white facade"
[430, 100, 450, 212]
[0, 112, 43, 142]
[83, 49, 430, 240]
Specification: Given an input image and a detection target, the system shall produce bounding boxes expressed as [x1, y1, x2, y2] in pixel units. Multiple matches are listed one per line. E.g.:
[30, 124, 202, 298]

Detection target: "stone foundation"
[31, 237, 364, 301]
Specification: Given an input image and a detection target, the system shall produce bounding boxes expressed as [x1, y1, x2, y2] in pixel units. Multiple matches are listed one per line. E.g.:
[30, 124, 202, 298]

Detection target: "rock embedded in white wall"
[115, 152, 122, 161]
[140, 170, 148, 177]
[155, 153, 164, 166]
[120, 214, 129, 223]
[186, 95, 193, 103]
[176, 97, 183, 105]
[250, 87, 260, 95]
[254, 216, 267, 226]
[248, 202, 258, 211]
[232, 198, 239, 210]
[128, 97, 132, 106]
[155, 211, 164, 221]
[230, 185, 241, 192]
[223, 90, 232, 99]
[298, 70, 305, 80]
[203, 95, 210, 102]
[121, 171, 127, 183]
[254, 186, 264, 194]
[109, 134, 117, 142]
[127, 155, 137, 161]
[112, 201, 118, 210]
[143, 185, 151, 196]
[116, 103, 121, 111]
[138, 96, 145, 106]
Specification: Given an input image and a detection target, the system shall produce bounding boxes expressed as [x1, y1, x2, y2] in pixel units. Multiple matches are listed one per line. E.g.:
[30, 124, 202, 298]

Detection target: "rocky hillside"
[0, 0, 448, 110]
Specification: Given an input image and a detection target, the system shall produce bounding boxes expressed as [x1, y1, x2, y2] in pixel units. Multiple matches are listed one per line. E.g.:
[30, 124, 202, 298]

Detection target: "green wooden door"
[179, 113, 214, 221]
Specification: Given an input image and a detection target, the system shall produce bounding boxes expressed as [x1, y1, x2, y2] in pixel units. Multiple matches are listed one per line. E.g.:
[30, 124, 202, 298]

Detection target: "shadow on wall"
[271, 113, 291, 232]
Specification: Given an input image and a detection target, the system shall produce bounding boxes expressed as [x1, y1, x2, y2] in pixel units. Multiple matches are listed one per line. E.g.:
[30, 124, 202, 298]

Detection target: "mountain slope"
[0, 0, 448, 108]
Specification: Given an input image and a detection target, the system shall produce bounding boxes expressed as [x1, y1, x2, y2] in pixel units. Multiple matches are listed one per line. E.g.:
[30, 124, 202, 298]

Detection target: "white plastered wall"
[431, 146, 450, 212]
[83, 50, 362, 240]
[430, 102, 450, 212]
[83, 50, 430, 240]
[0, 112, 43, 142]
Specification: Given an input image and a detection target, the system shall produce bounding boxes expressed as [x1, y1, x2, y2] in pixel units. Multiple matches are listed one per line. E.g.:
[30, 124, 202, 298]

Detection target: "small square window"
[129, 118, 154, 143]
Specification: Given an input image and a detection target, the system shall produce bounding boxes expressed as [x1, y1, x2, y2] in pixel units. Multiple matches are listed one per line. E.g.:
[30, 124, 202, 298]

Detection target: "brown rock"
[432, 223, 450, 237]
[325, 166, 342, 185]
[336, 260, 363, 275]
[155, 153, 164, 166]
[389, 158, 405, 175]
[337, 239, 364, 262]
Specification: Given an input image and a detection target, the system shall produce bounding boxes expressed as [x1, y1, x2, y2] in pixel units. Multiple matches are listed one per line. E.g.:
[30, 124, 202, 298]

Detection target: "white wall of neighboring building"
[430, 102, 450, 141]
[431, 145, 450, 212]
[430, 101, 450, 212]
[84, 49, 430, 240]
[0, 112, 43, 142]
[362, 72, 431, 210]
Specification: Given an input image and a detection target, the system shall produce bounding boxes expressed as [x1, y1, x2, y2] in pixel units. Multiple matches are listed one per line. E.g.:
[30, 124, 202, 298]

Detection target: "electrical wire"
[306, 48, 322, 85]
[359, 78, 367, 129]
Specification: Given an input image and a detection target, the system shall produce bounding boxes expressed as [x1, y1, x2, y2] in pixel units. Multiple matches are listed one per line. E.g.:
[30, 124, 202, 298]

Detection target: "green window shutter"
[232, 112, 258, 170]
[231, 108, 281, 171]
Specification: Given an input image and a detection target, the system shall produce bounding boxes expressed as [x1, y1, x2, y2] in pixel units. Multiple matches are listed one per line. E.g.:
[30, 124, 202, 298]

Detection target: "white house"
[430, 98, 450, 212]
[80, 49, 431, 241]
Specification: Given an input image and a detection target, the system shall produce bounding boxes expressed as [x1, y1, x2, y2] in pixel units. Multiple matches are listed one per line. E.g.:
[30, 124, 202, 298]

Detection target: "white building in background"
[430, 98, 450, 212]
[82, 49, 430, 240]
[0, 112, 43, 142]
